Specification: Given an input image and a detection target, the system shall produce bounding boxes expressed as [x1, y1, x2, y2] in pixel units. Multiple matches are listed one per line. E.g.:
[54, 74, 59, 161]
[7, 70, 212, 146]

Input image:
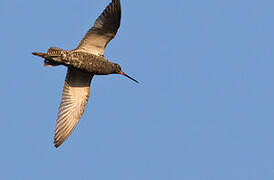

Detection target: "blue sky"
[1, 0, 274, 179]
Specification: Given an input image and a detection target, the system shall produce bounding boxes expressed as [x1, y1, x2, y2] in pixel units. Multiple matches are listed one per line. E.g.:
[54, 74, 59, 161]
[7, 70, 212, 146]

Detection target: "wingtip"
[54, 145, 59, 148]
[54, 141, 61, 148]
[54, 136, 63, 148]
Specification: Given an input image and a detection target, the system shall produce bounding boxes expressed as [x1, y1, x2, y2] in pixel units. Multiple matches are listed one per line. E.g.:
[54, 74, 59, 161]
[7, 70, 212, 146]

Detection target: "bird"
[32, 0, 138, 148]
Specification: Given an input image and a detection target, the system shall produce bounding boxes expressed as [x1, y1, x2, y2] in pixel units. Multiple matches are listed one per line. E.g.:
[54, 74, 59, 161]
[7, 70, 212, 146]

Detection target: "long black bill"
[121, 72, 139, 83]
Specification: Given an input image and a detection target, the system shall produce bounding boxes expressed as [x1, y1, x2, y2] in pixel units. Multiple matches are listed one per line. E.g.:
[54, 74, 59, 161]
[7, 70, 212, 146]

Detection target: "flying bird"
[32, 0, 138, 148]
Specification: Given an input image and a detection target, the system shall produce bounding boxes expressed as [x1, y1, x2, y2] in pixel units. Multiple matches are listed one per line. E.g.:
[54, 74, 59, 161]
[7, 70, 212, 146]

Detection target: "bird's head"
[113, 63, 139, 83]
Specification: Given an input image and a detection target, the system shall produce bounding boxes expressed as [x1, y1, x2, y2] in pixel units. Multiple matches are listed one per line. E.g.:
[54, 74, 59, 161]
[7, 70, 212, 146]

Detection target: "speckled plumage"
[32, 0, 137, 148]
[43, 47, 120, 75]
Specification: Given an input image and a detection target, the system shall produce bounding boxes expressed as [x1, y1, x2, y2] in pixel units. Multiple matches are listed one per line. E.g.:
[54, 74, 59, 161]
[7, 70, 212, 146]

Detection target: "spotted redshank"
[32, 0, 138, 148]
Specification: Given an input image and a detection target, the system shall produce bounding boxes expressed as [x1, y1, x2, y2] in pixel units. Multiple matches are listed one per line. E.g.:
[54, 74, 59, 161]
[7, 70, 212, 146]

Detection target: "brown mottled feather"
[54, 68, 93, 147]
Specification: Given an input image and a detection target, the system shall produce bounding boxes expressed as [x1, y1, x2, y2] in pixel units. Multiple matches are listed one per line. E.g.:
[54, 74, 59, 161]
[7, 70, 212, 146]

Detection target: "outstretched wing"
[54, 68, 94, 148]
[75, 0, 121, 56]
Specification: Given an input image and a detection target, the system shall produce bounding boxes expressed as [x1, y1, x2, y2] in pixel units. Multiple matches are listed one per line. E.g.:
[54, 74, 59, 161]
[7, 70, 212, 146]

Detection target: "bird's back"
[37, 47, 115, 75]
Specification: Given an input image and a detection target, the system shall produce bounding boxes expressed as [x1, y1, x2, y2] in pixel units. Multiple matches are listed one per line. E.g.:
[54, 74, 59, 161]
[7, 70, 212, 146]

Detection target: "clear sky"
[1, 0, 274, 179]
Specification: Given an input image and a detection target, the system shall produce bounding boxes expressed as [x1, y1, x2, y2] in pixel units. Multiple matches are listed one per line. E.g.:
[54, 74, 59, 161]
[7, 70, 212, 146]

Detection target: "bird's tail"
[32, 52, 47, 58]
[32, 47, 65, 67]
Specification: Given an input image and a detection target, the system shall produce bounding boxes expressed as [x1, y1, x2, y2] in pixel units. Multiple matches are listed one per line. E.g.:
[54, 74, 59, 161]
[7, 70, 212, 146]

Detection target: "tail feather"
[48, 47, 65, 54]
[33, 47, 66, 67]
[32, 52, 47, 58]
